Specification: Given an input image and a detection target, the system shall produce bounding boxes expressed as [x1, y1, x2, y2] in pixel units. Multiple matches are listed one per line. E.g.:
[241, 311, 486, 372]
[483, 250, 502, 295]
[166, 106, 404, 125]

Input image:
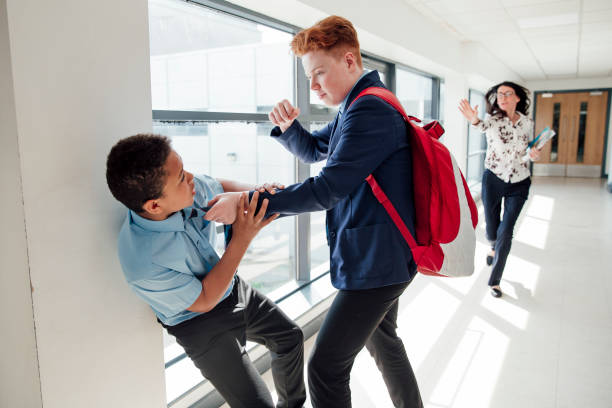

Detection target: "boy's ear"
[343, 51, 359, 72]
[141, 198, 163, 215]
[344, 51, 355, 67]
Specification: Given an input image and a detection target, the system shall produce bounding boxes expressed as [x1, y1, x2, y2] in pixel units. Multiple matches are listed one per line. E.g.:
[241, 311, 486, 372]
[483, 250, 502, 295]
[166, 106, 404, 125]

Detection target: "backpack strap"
[349, 87, 423, 252]
[365, 174, 418, 250]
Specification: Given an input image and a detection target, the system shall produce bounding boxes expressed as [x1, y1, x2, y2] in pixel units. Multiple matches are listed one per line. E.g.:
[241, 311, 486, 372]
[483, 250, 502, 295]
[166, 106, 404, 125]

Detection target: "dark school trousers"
[481, 169, 531, 286]
[308, 280, 423, 408]
[164, 276, 306, 408]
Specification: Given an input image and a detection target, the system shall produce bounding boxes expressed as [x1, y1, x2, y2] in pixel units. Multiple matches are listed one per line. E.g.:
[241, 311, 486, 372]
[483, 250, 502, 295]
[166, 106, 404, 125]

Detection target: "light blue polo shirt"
[117, 174, 234, 326]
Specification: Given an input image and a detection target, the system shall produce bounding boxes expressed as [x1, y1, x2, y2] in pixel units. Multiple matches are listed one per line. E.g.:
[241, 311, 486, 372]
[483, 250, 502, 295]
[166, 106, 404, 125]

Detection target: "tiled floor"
[230, 177, 612, 408]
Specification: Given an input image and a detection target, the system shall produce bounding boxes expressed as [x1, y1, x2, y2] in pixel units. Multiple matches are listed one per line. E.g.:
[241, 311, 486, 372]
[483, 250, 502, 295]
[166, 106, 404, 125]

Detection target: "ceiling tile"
[505, 1, 580, 19]
[521, 25, 579, 43]
[452, 20, 517, 36]
[581, 9, 612, 24]
[500, 0, 560, 6]
[582, 0, 612, 12]
[425, 0, 504, 15]
[443, 9, 510, 26]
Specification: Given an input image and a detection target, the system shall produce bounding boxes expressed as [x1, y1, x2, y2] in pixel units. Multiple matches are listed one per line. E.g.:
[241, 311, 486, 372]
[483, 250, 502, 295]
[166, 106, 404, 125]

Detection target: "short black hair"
[106, 134, 172, 213]
[485, 81, 531, 117]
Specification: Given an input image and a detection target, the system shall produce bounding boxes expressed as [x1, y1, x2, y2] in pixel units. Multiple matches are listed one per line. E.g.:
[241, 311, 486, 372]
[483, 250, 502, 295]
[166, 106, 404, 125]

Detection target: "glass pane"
[466, 90, 486, 186]
[149, 0, 293, 112]
[550, 102, 561, 162]
[467, 153, 486, 185]
[309, 123, 331, 275]
[439, 81, 445, 124]
[363, 66, 386, 86]
[577, 101, 587, 163]
[396, 67, 433, 121]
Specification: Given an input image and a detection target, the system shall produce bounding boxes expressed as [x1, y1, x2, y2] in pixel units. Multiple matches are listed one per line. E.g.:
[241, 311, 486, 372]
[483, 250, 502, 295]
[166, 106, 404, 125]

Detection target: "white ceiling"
[403, 0, 612, 81]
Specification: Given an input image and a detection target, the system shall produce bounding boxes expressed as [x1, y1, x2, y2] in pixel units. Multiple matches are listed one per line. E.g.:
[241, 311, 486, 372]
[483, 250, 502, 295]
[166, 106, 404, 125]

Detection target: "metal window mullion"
[431, 78, 440, 120]
[387, 64, 396, 94]
[295, 57, 311, 282]
[467, 89, 487, 176]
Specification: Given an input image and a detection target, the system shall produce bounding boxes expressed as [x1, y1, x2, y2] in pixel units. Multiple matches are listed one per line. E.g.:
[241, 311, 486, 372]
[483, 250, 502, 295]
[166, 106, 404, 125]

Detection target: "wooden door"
[534, 91, 608, 177]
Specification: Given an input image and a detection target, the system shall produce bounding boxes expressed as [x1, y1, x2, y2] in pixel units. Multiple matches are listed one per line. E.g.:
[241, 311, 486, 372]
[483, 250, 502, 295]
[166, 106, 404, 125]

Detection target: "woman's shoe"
[490, 287, 502, 298]
[486, 249, 495, 266]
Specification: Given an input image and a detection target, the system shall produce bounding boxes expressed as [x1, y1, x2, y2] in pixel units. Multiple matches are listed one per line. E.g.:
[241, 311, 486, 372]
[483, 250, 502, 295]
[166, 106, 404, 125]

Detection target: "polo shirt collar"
[129, 209, 186, 232]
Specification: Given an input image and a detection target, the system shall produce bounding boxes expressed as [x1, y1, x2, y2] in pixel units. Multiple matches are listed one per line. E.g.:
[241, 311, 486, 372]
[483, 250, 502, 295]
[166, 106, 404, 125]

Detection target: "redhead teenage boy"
[106, 134, 306, 408]
[205, 16, 423, 408]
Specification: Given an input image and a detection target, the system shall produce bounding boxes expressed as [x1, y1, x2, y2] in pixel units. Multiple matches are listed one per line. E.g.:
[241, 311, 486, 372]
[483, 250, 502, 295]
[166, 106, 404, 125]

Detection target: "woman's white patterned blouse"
[474, 112, 535, 183]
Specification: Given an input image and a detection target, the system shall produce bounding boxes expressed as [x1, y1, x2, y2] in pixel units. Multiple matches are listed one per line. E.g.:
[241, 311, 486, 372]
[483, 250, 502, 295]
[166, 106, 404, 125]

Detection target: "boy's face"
[143, 149, 195, 219]
[302, 48, 362, 107]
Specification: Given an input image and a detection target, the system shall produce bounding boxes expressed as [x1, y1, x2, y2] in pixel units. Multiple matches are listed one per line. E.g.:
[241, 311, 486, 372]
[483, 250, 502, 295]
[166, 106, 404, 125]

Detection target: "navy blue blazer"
[260, 71, 417, 290]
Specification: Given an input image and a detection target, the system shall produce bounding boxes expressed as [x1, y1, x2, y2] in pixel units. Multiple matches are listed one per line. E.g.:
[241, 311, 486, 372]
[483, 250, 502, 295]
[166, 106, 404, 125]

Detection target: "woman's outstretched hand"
[459, 99, 480, 125]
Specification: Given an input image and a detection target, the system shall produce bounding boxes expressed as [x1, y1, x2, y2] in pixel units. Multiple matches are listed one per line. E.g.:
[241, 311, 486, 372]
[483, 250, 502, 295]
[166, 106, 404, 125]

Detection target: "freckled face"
[302, 49, 356, 107]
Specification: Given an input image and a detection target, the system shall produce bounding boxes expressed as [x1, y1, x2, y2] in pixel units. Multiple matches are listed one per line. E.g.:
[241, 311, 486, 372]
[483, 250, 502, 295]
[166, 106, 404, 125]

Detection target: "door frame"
[533, 88, 612, 178]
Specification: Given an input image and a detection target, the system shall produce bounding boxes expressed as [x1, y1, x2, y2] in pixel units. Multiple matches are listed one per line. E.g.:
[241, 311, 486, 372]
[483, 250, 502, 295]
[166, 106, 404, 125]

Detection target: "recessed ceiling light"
[518, 13, 578, 29]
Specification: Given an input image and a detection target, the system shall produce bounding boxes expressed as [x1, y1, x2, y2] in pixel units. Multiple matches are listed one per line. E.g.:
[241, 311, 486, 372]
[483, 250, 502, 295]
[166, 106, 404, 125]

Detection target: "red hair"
[291, 16, 362, 67]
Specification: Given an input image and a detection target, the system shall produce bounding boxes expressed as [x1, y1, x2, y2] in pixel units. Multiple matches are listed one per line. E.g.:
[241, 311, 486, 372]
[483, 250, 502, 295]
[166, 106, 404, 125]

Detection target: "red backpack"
[350, 87, 478, 277]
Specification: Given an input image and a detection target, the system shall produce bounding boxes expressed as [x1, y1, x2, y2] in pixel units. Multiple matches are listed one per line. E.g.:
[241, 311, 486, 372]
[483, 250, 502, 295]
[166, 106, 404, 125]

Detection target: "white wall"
[0, 0, 42, 406]
[5, 0, 167, 407]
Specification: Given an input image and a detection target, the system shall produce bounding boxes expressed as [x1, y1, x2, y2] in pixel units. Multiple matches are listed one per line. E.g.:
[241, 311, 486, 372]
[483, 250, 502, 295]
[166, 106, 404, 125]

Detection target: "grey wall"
[0, 0, 43, 405]
[4, 0, 167, 406]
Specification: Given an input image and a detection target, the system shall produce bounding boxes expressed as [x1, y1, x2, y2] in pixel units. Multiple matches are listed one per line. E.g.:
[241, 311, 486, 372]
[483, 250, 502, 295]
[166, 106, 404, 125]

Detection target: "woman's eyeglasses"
[496, 91, 515, 98]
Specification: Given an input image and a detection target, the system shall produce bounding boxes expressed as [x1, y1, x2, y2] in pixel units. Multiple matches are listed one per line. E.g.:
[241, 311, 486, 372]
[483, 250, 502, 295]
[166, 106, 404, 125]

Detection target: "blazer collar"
[340, 70, 384, 114]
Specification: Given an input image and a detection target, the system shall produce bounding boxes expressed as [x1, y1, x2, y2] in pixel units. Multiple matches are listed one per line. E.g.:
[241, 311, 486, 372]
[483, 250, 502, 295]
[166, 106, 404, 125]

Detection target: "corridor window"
[396, 67, 434, 121]
[466, 89, 487, 187]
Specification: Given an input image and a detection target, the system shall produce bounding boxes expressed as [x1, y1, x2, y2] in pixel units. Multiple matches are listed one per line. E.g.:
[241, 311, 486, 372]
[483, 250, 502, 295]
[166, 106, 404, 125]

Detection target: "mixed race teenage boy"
[105, 134, 306, 408]
[204, 16, 423, 408]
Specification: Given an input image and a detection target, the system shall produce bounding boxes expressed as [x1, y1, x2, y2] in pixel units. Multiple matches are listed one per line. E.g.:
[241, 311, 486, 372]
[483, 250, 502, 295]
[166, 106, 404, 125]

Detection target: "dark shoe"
[486, 255, 494, 266]
[490, 287, 502, 298]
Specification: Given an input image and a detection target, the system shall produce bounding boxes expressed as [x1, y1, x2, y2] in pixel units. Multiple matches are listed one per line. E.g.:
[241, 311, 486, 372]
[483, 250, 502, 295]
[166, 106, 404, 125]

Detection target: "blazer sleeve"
[270, 118, 334, 164]
[257, 97, 405, 216]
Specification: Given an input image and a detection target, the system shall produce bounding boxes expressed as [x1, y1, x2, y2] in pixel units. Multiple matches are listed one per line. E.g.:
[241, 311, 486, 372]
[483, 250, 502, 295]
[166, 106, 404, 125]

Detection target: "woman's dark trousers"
[481, 169, 531, 286]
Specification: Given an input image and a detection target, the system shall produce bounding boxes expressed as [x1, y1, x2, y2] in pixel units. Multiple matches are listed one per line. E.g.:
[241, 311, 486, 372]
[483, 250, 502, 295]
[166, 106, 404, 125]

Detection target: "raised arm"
[257, 96, 406, 216]
[269, 99, 334, 164]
